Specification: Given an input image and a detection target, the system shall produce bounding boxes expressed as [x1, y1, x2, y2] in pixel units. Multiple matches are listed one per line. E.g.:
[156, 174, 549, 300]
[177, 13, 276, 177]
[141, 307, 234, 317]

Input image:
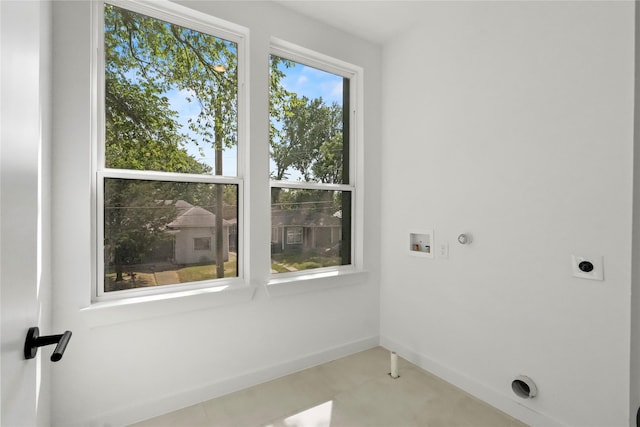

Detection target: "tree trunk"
[115, 265, 124, 282]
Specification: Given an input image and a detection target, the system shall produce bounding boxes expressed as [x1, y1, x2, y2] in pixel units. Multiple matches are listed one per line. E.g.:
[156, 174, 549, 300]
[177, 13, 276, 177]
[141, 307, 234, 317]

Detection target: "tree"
[103, 4, 238, 282]
[269, 58, 344, 185]
[103, 4, 347, 283]
[105, 73, 210, 174]
[104, 180, 179, 282]
[268, 58, 350, 267]
[105, 4, 238, 156]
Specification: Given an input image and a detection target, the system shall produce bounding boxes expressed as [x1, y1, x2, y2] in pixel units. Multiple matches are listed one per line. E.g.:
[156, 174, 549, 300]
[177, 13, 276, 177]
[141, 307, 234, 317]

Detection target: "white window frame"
[267, 38, 365, 291]
[92, 0, 249, 302]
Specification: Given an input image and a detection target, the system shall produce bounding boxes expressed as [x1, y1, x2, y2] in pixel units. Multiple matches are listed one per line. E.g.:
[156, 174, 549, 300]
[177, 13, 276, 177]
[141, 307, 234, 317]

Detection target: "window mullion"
[270, 180, 354, 193]
[101, 169, 242, 186]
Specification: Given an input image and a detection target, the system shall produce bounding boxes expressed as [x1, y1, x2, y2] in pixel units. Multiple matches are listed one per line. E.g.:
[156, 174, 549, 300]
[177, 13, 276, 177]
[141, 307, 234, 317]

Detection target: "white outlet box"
[439, 243, 449, 259]
[409, 230, 434, 258]
[571, 255, 604, 281]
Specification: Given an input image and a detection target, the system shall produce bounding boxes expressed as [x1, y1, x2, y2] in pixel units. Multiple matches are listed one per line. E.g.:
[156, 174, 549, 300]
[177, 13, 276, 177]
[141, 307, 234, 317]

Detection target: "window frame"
[92, 0, 249, 302]
[268, 38, 365, 285]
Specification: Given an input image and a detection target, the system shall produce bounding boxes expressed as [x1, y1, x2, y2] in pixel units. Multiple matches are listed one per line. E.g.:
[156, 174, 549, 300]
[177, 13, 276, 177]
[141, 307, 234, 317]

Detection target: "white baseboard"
[379, 336, 566, 427]
[77, 336, 380, 427]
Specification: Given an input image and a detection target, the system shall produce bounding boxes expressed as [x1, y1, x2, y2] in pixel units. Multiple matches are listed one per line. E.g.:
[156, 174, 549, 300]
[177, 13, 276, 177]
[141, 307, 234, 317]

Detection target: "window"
[97, 1, 245, 299]
[286, 227, 303, 245]
[193, 237, 211, 251]
[269, 42, 360, 275]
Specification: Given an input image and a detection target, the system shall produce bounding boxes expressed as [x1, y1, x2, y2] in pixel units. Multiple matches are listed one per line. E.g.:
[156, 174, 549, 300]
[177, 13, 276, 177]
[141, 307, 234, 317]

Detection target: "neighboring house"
[271, 209, 342, 253]
[227, 218, 238, 252]
[167, 201, 231, 265]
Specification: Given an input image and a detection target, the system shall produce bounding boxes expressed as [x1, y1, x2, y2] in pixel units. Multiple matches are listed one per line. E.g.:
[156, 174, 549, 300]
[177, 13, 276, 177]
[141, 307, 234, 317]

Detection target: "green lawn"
[105, 253, 238, 291]
[177, 256, 237, 282]
[107, 251, 342, 290]
[271, 252, 340, 272]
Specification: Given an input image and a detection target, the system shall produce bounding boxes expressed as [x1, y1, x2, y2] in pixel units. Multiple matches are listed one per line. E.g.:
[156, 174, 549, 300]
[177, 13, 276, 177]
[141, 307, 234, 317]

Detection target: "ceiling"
[273, 1, 431, 45]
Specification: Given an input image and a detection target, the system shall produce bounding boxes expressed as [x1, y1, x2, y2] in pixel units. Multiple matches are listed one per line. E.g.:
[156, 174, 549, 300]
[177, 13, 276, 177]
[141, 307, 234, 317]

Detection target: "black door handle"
[24, 327, 72, 362]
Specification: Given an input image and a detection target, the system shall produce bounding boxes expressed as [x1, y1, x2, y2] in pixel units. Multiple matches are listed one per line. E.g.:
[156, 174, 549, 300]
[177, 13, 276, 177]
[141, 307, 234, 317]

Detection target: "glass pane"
[104, 178, 238, 292]
[271, 188, 351, 273]
[269, 55, 348, 184]
[104, 5, 238, 176]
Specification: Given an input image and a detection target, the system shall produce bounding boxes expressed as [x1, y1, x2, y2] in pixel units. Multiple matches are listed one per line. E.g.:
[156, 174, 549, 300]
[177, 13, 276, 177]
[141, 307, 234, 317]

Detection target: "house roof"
[167, 201, 232, 229]
[168, 201, 337, 229]
[271, 209, 341, 227]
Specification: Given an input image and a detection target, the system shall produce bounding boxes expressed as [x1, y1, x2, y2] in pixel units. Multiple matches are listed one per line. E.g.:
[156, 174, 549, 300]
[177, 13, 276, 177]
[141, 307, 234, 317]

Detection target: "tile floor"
[130, 347, 527, 427]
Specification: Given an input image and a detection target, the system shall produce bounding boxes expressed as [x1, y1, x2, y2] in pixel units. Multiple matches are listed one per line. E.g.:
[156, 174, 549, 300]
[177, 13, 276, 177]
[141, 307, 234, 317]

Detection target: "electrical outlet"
[439, 243, 449, 259]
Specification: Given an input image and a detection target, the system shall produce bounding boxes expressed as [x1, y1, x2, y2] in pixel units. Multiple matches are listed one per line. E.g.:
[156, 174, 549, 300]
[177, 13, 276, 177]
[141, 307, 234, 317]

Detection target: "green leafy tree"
[103, 5, 238, 282]
[104, 180, 179, 283]
[309, 102, 343, 184]
[269, 57, 344, 188]
[105, 5, 238, 157]
[105, 74, 210, 174]
[269, 55, 293, 176]
[268, 59, 350, 267]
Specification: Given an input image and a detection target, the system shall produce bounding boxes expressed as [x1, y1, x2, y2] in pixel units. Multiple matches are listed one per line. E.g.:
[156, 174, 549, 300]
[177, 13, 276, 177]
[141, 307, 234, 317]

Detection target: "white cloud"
[296, 75, 309, 86]
[325, 80, 343, 104]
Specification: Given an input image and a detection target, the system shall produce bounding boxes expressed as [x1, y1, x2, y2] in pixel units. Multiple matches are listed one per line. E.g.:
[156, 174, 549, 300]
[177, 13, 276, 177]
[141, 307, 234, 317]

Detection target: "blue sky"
[166, 87, 236, 175]
[279, 61, 343, 105]
[166, 59, 344, 178]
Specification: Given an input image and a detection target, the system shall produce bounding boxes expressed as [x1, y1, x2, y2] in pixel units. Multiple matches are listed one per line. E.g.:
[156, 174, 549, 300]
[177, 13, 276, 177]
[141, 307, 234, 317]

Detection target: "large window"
[269, 44, 358, 275]
[97, 2, 244, 299]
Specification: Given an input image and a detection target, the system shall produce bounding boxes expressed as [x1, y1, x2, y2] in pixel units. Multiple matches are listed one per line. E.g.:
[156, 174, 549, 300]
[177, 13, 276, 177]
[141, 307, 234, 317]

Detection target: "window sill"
[266, 268, 368, 297]
[81, 282, 256, 327]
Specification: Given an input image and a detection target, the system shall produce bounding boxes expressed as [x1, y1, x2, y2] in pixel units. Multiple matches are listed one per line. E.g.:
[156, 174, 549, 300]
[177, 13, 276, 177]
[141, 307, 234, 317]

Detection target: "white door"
[1, 1, 54, 426]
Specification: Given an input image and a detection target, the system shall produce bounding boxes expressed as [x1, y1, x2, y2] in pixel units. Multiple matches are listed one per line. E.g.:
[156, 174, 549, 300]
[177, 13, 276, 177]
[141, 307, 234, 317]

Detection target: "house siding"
[173, 226, 229, 264]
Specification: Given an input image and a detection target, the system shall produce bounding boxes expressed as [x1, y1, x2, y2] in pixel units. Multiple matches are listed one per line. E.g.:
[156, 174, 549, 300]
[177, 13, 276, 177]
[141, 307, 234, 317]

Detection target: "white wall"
[380, 2, 634, 426]
[51, 1, 381, 425]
